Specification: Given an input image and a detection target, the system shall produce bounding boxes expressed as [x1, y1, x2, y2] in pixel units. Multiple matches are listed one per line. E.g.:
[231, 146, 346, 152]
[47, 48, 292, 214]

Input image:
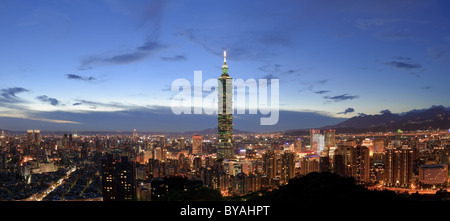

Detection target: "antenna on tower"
[221, 50, 228, 74]
[224, 50, 227, 63]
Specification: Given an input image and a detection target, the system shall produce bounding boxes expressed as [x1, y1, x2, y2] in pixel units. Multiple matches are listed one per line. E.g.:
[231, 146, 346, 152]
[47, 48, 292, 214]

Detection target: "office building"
[384, 147, 398, 187]
[384, 145, 414, 188]
[324, 129, 336, 147]
[192, 134, 202, 155]
[373, 138, 385, 153]
[361, 138, 374, 156]
[27, 130, 33, 147]
[101, 154, 137, 201]
[299, 157, 319, 175]
[280, 151, 295, 184]
[310, 129, 325, 154]
[419, 164, 448, 187]
[34, 130, 40, 146]
[398, 145, 414, 188]
[263, 150, 277, 179]
[217, 51, 234, 160]
[349, 146, 370, 183]
[294, 138, 302, 153]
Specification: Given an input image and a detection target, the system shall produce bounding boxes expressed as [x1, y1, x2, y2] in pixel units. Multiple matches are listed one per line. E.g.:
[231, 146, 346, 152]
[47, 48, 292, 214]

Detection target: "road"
[23, 167, 77, 201]
[367, 185, 450, 195]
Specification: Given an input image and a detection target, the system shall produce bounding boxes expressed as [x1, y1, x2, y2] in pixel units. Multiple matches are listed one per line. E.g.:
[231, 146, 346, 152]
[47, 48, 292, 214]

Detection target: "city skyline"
[1, 0, 450, 132]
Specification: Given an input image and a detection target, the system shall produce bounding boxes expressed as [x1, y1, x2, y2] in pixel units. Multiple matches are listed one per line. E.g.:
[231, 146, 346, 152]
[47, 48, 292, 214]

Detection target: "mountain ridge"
[284, 106, 450, 135]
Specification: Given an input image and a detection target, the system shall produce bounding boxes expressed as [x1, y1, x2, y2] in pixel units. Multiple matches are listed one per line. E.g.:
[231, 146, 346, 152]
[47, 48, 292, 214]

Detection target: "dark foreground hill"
[247, 172, 404, 202]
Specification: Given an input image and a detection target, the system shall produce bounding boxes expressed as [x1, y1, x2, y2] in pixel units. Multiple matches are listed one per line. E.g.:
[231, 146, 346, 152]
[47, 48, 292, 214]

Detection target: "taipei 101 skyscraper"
[217, 51, 234, 159]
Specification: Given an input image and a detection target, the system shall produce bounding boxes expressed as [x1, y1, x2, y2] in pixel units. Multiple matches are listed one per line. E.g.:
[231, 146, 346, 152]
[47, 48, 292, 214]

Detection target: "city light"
[0, 2, 449, 216]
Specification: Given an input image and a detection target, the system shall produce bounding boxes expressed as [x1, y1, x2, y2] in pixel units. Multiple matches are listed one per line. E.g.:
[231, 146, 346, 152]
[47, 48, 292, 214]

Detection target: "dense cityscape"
[0, 127, 448, 201]
[1, 51, 449, 203]
[1, 3, 450, 219]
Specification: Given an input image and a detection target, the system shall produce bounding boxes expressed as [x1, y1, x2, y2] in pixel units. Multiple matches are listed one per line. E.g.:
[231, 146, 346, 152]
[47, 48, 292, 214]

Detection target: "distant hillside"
[284, 106, 450, 135]
[330, 106, 450, 131]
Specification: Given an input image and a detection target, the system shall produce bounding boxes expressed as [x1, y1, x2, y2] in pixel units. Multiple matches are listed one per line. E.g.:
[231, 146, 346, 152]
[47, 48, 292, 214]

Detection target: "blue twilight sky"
[0, 0, 449, 132]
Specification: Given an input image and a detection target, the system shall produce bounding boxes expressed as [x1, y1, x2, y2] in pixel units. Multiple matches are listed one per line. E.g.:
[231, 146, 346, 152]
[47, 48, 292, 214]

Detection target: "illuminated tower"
[192, 134, 202, 155]
[398, 145, 413, 188]
[34, 130, 40, 146]
[349, 146, 370, 183]
[27, 130, 33, 147]
[217, 51, 234, 159]
[324, 129, 336, 147]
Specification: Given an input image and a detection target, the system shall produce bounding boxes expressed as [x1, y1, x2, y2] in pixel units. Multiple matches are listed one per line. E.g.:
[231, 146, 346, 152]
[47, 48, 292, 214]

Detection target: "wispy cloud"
[324, 94, 359, 102]
[81, 0, 168, 68]
[0, 87, 29, 103]
[27, 117, 80, 124]
[382, 56, 424, 77]
[384, 60, 421, 70]
[298, 79, 328, 93]
[258, 64, 300, 77]
[428, 45, 450, 63]
[178, 24, 294, 62]
[80, 40, 167, 68]
[355, 18, 402, 30]
[72, 99, 138, 110]
[338, 107, 355, 114]
[66, 74, 96, 81]
[314, 90, 330, 94]
[161, 55, 186, 61]
[36, 95, 60, 106]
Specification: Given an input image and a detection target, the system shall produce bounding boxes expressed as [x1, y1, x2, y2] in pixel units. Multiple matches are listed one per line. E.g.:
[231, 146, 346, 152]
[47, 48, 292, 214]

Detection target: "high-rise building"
[398, 145, 414, 188]
[101, 154, 137, 201]
[333, 154, 346, 176]
[319, 155, 330, 172]
[324, 129, 336, 147]
[263, 150, 277, 179]
[294, 137, 302, 153]
[373, 138, 385, 153]
[335, 146, 353, 176]
[192, 134, 202, 155]
[34, 130, 40, 146]
[310, 129, 318, 149]
[159, 136, 166, 148]
[154, 147, 165, 162]
[193, 157, 202, 171]
[179, 138, 185, 149]
[68, 134, 73, 149]
[384, 147, 398, 187]
[361, 138, 374, 156]
[132, 129, 137, 143]
[217, 51, 234, 160]
[385, 145, 414, 188]
[310, 129, 325, 154]
[299, 157, 319, 175]
[349, 146, 370, 183]
[27, 130, 33, 147]
[231, 173, 248, 196]
[342, 139, 357, 147]
[280, 151, 295, 184]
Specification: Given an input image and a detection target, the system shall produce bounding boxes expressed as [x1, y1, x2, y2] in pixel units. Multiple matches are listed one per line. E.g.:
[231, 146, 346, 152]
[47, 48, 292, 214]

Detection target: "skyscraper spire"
[223, 50, 227, 64]
[222, 50, 228, 75]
